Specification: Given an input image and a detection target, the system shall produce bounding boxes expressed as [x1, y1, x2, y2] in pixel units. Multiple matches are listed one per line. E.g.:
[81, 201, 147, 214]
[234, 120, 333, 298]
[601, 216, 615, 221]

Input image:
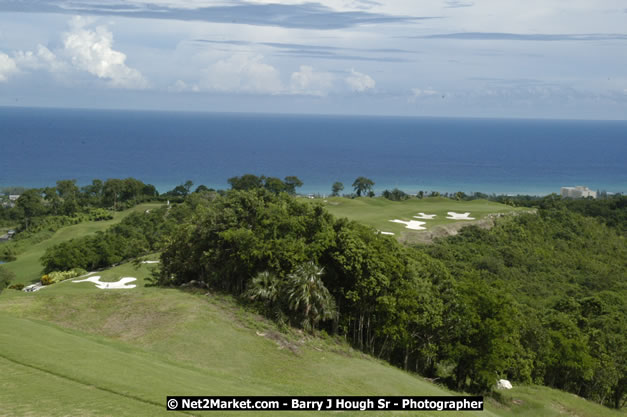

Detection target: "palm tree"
[247, 271, 281, 304]
[352, 177, 374, 197]
[246, 271, 285, 321]
[285, 262, 336, 331]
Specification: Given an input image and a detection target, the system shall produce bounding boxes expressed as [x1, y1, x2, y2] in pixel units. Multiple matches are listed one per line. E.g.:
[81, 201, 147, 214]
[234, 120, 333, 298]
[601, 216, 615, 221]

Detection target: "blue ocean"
[1, 107, 625, 195]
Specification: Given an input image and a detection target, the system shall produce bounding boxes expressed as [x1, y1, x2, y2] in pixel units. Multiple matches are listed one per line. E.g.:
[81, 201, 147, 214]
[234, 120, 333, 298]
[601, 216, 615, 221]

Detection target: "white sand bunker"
[390, 219, 427, 230]
[446, 212, 475, 220]
[378, 231, 395, 235]
[72, 276, 137, 289]
[414, 213, 437, 220]
[141, 260, 160, 264]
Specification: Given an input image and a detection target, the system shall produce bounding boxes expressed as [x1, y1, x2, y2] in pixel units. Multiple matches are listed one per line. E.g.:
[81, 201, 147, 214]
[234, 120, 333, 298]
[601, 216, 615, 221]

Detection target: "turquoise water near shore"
[1, 107, 625, 195]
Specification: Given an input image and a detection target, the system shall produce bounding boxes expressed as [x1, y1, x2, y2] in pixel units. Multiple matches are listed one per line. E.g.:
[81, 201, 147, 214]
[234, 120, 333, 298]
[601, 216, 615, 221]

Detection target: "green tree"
[228, 174, 264, 191]
[56, 180, 81, 216]
[0, 266, 15, 295]
[248, 271, 282, 304]
[183, 180, 194, 195]
[285, 262, 335, 331]
[16, 189, 45, 228]
[264, 177, 287, 194]
[331, 182, 344, 196]
[195, 185, 210, 193]
[103, 179, 124, 209]
[247, 271, 285, 320]
[382, 188, 408, 201]
[56, 179, 79, 200]
[283, 176, 303, 195]
[43, 186, 62, 215]
[352, 177, 375, 197]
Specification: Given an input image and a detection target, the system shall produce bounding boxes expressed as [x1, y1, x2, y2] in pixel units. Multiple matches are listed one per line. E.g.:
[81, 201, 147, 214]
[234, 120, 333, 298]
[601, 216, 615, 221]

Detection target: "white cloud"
[169, 79, 200, 92]
[204, 54, 283, 94]
[409, 87, 442, 102]
[14, 44, 66, 73]
[63, 17, 148, 89]
[290, 65, 334, 96]
[345, 68, 375, 92]
[411, 87, 440, 97]
[0, 52, 18, 82]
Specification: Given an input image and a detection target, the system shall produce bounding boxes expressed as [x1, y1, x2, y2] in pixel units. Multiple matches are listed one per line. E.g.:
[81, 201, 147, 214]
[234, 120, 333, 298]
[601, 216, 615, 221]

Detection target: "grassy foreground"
[315, 197, 526, 236]
[0, 261, 624, 417]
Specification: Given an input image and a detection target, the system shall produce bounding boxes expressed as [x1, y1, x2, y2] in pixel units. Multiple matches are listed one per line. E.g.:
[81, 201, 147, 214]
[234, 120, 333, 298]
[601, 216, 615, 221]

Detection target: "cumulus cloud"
[14, 44, 66, 73]
[0, 52, 18, 82]
[345, 68, 375, 92]
[290, 65, 334, 96]
[204, 54, 283, 94]
[63, 17, 148, 89]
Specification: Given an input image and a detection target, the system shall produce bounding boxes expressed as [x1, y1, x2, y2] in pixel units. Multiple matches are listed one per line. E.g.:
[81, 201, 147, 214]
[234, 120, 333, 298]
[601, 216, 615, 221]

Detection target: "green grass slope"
[316, 197, 526, 236]
[1, 203, 162, 285]
[1, 262, 623, 417]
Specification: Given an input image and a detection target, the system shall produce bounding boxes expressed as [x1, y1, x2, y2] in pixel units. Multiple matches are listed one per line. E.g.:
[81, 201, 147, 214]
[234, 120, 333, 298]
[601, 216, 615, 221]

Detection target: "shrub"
[0, 266, 14, 294]
[41, 268, 87, 285]
[88, 208, 114, 221]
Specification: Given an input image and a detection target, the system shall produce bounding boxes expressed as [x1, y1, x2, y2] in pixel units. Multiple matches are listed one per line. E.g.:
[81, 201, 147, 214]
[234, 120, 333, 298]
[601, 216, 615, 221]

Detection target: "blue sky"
[0, 0, 626, 119]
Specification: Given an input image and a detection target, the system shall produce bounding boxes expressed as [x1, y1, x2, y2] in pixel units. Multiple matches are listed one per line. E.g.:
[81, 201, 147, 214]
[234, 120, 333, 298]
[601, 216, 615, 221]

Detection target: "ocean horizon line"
[3, 104, 627, 123]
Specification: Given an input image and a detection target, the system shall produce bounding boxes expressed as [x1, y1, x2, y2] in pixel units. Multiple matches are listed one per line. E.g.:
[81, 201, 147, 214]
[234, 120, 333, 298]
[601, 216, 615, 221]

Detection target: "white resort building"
[560, 186, 597, 199]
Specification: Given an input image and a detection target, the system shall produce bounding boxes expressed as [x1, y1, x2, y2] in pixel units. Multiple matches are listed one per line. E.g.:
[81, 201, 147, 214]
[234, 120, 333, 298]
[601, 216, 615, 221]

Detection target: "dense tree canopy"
[228, 174, 303, 195]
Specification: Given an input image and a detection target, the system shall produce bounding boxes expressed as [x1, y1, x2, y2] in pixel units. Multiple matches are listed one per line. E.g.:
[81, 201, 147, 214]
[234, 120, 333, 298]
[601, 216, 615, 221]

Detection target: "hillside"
[1, 203, 162, 285]
[315, 196, 527, 243]
[1, 261, 623, 417]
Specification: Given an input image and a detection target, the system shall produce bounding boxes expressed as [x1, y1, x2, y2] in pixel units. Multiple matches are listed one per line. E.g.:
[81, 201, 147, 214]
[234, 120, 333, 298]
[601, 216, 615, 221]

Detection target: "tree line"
[0, 178, 159, 229]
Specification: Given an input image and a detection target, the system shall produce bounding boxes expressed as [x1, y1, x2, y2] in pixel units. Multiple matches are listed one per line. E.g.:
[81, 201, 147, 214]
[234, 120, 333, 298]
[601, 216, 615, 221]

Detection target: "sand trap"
[23, 283, 45, 292]
[379, 231, 395, 235]
[414, 213, 437, 220]
[390, 219, 427, 230]
[497, 379, 513, 390]
[446, 212, 475, 220]
[73, 276, 137, 289]
[141, 260, 160, 264]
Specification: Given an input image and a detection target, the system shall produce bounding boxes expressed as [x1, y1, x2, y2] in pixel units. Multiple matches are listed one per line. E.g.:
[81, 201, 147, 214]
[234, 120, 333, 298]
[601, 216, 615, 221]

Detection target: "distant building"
[0, 230, 16, 241]
[561, 186, 597, 199]
[3, 194, 21, 208]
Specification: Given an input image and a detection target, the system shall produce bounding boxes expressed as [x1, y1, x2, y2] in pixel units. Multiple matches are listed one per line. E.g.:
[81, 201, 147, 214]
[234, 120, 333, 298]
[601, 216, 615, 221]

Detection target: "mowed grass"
[1, 262, 624, 417]
[0, 262, 499, 417]
[315, 196, 527, 235]
[1, 203, 163, 285]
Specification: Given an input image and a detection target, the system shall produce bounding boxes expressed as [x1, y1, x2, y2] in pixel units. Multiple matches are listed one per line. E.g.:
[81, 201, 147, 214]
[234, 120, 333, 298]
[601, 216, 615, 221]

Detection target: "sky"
[0, 0, 626, 119]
